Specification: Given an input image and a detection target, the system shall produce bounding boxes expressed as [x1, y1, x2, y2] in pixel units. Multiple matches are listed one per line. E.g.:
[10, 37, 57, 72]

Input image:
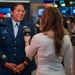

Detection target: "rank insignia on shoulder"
[30, 56, 34, 61]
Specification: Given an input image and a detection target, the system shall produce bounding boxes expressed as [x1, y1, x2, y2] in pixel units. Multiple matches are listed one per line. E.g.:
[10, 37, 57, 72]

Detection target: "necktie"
[16, 23, 19, 28]
[14, 23, 19, 37]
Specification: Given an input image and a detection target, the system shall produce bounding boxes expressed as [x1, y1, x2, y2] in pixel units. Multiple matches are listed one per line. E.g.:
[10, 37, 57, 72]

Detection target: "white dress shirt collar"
[12, 19, 20, 28]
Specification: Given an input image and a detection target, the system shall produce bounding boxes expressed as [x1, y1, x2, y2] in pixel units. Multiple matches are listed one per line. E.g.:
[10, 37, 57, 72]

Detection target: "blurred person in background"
[35, 15, 41, 33]
[68, 17, 75, 37]
[62, 15, 68, 30]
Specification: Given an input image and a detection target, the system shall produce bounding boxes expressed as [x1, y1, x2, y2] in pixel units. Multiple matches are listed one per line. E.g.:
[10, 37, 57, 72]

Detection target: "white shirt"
[12, 20, 20, 37]
[25, 33, 72, 75]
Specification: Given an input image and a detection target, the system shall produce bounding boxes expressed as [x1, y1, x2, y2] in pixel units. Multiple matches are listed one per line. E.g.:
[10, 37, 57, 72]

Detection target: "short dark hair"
[11, 3, 24, 11]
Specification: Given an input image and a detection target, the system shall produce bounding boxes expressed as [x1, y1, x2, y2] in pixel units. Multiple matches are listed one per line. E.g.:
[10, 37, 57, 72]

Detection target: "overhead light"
[53, 2, 58, 7]
[70, 1, 73, 4]
[62, 3, 66, 6]
[60, 1, 66, 7]
[54, 4, 58, 7]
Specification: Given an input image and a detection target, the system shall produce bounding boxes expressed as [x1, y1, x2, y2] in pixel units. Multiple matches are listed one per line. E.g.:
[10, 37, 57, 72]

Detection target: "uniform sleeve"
[25, 35, 39, 61]
[0, 26, 8, 64]
[62, 35, 72, 75]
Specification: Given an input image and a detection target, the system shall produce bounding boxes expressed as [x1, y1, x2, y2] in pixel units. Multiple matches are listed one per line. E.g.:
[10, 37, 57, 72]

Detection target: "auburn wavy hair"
[41, 6, 64, 56]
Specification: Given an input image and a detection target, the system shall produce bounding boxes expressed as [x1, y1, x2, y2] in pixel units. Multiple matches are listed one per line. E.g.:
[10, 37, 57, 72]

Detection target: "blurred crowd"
[34, 15, 75, 38]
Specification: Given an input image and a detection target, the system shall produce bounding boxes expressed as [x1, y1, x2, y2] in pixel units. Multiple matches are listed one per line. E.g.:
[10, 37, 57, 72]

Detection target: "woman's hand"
[24, 36, 31, 42]
[24, 36, 31, 46]
[13, 63, 25, 74]
[4, 62, 17, 72]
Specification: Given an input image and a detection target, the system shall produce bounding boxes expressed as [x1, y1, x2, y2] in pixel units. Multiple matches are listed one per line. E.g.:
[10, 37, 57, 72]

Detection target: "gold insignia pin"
[30, 57, 33, 61]
[2, 55, 6, 59]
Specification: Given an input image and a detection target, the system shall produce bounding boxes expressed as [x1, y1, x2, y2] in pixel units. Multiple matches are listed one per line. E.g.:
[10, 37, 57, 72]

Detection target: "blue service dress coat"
[0, 18, 36, 75]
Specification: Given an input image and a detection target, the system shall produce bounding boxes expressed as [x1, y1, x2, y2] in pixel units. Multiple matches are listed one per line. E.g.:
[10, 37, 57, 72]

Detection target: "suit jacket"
[0, 18, 36, 75]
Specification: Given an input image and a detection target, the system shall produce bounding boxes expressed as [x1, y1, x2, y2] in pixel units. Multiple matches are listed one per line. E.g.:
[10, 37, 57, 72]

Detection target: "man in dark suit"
[0, 3, 36, 75]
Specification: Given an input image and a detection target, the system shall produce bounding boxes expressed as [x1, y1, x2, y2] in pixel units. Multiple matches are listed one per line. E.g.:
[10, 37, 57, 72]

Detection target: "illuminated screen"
[44, 0, 53, 3]
[61, 10, 66, 13]
[59, 6, 75, 15]
[38, 8, 44, 16]
[44, 0, 59, 3]
[59, 7, 68, 15]
[72, 7, 75, 14]
[0, 8, 10, 14]
[0, 8, 11, 17]
[73, 9, 75, 13]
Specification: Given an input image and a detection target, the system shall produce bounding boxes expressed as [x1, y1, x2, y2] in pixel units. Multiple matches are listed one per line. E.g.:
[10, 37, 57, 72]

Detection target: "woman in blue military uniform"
[0, 3, 36, 75]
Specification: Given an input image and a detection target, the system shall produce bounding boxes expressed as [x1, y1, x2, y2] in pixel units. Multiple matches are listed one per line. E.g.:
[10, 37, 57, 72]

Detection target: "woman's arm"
[63, 35, 73, 75]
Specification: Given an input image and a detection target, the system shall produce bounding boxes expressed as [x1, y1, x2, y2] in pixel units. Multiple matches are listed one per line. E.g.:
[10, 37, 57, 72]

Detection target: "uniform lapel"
[6, 19, 15, 38]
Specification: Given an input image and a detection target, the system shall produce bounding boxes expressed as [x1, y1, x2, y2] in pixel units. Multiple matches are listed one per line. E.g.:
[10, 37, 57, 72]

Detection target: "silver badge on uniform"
[2, 30, 8, 33]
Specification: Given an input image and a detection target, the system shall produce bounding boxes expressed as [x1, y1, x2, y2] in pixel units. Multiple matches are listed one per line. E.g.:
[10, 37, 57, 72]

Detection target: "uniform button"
[14, 54, 16, 56]
[3, 37, 5, 39]
[15, 41, 16, 43]
[14, 47, 16, 49]
[4, 30, 7, 32]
